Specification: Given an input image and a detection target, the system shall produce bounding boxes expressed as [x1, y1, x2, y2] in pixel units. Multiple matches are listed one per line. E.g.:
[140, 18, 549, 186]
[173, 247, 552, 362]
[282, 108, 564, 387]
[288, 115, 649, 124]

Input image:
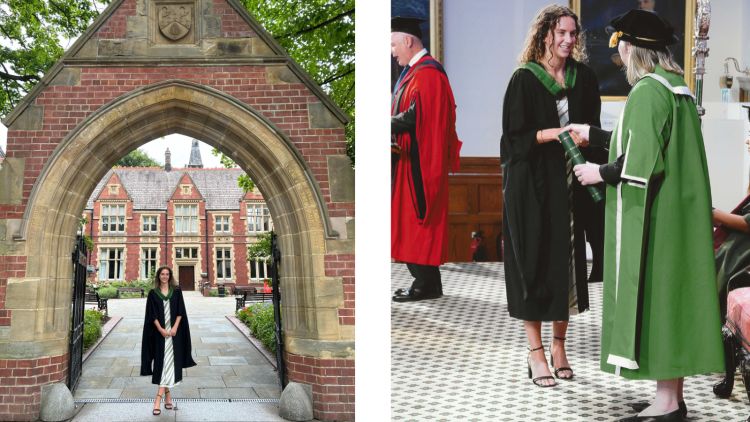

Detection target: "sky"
[136, 134, 223, 168]
[0, 129, 223, 168]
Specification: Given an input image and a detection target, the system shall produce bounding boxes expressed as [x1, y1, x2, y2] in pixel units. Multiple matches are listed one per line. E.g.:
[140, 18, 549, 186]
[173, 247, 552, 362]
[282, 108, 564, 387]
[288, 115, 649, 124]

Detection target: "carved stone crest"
[158, 5, 192, 41]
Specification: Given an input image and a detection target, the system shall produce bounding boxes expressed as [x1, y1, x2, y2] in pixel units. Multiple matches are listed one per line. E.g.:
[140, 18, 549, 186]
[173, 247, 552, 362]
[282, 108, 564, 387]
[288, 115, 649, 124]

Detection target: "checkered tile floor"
[391, 262, 749, 421]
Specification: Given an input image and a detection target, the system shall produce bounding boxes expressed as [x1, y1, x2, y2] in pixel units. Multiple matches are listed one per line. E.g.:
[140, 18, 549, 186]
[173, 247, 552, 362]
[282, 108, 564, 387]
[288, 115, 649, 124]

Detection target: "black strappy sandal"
[527, 345, 557, 387]
[153, 393, 162, 415]
[164, 388, 174, 410]
[550, 336, 574, 380]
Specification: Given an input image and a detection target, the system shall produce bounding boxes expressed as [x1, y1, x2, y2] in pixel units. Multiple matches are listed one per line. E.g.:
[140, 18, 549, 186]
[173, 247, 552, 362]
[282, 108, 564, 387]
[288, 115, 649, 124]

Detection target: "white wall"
[443, 0, 564, 157]
[444, 0, 749, 156]
[702, 0, 748, 104]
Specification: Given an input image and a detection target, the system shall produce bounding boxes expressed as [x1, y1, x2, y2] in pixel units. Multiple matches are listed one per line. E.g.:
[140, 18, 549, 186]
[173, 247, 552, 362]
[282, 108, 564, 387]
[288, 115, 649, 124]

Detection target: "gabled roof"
[86, 167, 251, 210]
[3, 0, 348, 128]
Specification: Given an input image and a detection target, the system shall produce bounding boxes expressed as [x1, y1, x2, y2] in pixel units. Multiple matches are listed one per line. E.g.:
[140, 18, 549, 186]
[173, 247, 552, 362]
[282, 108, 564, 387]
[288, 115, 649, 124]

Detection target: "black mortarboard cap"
[607, 9, 678, 49]
[391, 16, 425, 39]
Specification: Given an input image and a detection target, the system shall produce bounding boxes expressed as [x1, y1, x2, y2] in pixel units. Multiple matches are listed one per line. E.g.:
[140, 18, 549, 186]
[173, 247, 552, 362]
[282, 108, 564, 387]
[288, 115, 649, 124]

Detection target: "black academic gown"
[140, 288, 197, 385]
[501, 59, 601, 321]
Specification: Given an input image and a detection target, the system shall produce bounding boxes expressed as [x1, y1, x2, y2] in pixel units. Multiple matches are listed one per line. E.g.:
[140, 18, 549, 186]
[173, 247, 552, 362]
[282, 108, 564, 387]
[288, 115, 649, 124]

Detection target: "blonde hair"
[518, 5, 587, 65]
[623, 42, 683, 85]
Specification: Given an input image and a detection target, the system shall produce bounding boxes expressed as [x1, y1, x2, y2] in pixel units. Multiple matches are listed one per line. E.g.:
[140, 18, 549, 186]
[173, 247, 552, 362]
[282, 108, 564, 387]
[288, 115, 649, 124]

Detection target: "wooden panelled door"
[447, 157, 503, 262]
[178, 266, 195, 291]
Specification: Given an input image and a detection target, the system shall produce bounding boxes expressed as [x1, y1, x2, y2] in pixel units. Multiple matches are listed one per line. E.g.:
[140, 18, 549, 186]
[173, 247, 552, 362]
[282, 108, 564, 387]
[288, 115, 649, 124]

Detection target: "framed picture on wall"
[391, 0, 443, 93]
[570, 0, 696, 100]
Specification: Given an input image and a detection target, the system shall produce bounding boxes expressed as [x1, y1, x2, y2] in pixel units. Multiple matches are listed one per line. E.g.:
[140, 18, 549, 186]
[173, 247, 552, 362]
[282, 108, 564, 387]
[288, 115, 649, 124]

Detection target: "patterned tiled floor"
[392, 262, 750, 421]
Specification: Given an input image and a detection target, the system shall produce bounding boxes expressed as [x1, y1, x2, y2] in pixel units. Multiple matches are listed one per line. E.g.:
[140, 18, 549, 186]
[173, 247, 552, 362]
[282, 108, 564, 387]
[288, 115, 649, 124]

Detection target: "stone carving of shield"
[158, 5, 192, 41]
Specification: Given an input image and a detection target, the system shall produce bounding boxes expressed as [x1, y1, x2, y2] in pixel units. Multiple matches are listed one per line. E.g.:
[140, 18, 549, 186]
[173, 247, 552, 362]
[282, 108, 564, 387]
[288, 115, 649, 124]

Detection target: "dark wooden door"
[178, 266, 195, 291]
[447, 157, 503, 262]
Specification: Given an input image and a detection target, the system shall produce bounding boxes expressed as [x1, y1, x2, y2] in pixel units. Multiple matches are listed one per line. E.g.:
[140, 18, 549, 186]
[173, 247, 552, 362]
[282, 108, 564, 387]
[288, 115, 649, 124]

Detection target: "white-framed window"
[142, 215, 158, 233]
[247, 203, 272, 233]
[101, 204, 125, 233]
[99, 248, 124, 280]
[215, 215, 231, 233]
[216, 247, 232, 280]
[175, 247, 198, 259]
[140, 248, 158, 280]
[174, 204, 198, 234]
[249, 259, 268, 280]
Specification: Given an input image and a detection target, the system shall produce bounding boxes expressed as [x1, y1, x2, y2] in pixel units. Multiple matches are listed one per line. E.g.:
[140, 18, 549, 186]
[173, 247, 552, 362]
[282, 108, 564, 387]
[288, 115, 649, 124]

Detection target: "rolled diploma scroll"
[558, 130, 604, 203]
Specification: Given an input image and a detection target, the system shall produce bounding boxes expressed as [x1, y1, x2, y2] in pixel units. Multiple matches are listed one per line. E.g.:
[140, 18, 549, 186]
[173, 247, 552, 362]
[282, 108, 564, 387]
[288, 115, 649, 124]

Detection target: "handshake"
[536, 123, 590, 147]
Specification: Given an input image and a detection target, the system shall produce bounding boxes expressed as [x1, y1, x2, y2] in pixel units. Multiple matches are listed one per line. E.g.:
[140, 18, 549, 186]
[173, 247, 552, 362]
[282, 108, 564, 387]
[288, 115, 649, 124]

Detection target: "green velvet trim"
[521, 60, 577, 96]
[155, 286, 173, 301]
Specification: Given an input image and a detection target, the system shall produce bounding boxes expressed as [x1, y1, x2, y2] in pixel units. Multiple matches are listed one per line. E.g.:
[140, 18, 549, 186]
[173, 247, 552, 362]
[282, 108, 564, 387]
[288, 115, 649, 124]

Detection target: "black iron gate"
[270, 232, 286, 388]
[68, 236, 88, 390]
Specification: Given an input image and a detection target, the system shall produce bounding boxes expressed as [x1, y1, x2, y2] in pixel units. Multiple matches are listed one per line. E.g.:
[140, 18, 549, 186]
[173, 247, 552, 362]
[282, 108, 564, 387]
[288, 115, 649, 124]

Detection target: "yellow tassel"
[609, 31, 623, 48]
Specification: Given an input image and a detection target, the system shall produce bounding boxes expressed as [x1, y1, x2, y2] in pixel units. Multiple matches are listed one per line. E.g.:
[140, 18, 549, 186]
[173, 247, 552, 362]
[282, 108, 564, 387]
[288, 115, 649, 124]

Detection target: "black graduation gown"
[500, 60, 601, 321]
[140, 288, 197, 385]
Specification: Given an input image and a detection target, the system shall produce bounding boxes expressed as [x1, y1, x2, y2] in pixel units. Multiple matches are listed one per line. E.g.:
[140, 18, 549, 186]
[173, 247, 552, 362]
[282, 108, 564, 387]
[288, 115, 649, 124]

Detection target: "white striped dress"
[159, 298, 179, 387]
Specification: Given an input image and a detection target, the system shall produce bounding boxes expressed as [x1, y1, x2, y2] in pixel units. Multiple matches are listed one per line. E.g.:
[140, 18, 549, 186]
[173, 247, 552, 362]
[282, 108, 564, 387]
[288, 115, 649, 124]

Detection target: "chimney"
[165, 148, 171, 172]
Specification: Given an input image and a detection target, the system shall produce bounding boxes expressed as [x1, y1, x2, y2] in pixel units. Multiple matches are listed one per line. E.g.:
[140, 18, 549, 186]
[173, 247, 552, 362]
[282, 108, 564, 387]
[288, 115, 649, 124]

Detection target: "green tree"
[116, 149, 160, 167]
[0, 0, 109, 117]
[247, 231, 273, 260]
[240, 0, 354, 164]
[1, 1, 353, 161]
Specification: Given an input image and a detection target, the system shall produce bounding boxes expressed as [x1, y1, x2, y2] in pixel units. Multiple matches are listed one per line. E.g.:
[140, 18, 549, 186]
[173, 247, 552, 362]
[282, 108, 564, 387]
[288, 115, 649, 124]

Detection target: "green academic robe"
[600, 66, 724, 379]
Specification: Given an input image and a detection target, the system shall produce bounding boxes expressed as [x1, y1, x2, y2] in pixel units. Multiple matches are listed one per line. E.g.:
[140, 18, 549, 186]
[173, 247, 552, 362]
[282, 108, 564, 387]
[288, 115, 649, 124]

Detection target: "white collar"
[408, 49, 428, 67]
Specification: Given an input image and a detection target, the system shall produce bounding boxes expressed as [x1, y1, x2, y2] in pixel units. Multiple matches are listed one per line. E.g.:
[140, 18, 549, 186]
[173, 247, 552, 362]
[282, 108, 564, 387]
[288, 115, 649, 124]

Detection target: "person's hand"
[569, 131, 587, 148]
[563, 123, 591, 146]
[745, 137, 750, 155]
[170, 328, 178, 337]
[573, 162, 602, 185]
[160, 328, 169, 338]
[536, 128, 566, 144]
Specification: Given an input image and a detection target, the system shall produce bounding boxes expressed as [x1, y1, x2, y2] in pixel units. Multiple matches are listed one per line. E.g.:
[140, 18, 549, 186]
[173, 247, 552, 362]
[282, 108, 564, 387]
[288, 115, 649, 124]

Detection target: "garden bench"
[116, 287, 145, 298]
[235, 288, 273, 311]
[84, 289, 108, 316]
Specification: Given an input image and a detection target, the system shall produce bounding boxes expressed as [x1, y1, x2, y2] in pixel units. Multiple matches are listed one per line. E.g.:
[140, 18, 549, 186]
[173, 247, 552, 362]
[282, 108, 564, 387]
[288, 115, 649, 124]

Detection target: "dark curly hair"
[518, 5, 587, 66]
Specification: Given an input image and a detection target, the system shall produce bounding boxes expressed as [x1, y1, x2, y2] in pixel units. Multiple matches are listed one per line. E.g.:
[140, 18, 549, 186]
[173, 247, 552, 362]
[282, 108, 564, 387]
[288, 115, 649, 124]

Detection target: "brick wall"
[285, 353, 355, 422]
[325, 254, 354, 326]
[0, 354, 68, 421]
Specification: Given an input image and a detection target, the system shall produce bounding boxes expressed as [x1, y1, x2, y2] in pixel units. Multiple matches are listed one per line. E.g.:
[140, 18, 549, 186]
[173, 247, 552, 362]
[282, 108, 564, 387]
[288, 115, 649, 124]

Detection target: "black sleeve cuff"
[589, 126, 613, 150]
[391, 99, 417, 134]
[599, 154, 624, 186]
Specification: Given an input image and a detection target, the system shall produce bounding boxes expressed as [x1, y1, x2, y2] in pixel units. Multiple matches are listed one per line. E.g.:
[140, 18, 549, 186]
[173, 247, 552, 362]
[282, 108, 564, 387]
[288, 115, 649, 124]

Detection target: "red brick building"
[0, 0, 354, 420]
[83, 142, 273, 290]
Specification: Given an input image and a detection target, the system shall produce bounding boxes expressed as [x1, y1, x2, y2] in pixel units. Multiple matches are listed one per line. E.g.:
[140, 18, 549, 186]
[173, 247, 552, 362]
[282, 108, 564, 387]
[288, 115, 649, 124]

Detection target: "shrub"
[208, 288, 218, 297]
[236, 303, 276, 353]
[83, 309, 103, 350]
[97, 286, 118, 299]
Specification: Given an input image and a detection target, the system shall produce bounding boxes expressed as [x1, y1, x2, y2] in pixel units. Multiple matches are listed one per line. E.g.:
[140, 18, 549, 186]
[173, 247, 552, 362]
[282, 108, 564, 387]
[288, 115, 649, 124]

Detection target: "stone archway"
[0, 1, 353, 420]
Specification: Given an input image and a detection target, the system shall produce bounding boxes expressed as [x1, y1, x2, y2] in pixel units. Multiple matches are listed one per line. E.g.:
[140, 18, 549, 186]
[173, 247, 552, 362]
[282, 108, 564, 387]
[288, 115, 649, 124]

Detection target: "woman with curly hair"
[500, 4, 603, 387]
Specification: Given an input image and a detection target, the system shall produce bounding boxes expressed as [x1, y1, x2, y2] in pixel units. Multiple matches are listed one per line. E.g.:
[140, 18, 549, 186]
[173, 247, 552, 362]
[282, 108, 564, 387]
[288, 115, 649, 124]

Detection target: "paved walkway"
[392, 262, 749, 422]
[72, 292, 284, 421]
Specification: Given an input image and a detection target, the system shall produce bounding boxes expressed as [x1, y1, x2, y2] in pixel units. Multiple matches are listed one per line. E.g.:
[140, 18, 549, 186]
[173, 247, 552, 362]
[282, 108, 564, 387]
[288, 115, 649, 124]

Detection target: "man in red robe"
[391, 17, 461, 302]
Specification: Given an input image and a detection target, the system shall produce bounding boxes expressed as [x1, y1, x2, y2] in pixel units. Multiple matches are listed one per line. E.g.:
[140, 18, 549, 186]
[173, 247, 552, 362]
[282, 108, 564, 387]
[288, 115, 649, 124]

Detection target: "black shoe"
[392, 288, 441, 302]
[617, 407, 685, 422]
[628, 401, 687, 418]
